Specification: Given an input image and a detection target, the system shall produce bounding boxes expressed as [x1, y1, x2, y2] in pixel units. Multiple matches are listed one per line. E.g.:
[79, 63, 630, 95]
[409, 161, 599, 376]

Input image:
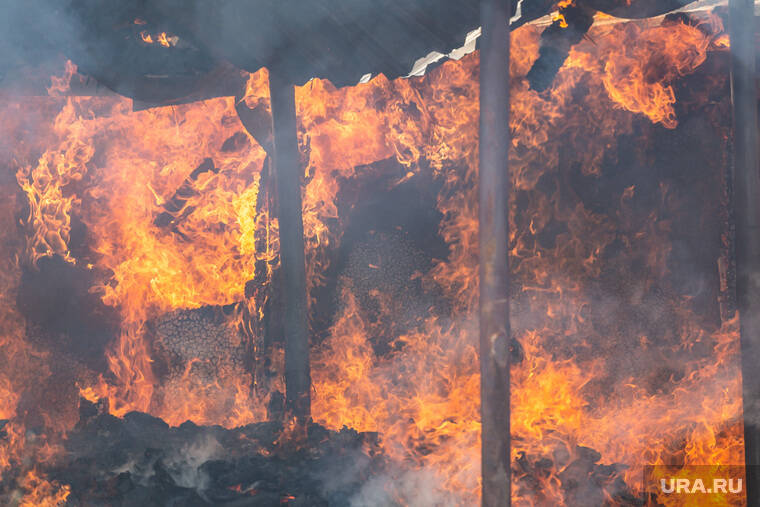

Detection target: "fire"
[139, 30, 175, 48]
[309, 13, 738, 504]
[17, 469, 71, 507]
[592, 16, 722, 128]
[0, 422, 69, 506]
[0, 9, 743, 505]
[13, 86, 274, 426]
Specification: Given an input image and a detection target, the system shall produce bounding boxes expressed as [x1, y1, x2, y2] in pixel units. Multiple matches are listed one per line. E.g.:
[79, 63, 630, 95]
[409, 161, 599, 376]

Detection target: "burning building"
[0, 0, 757, 505]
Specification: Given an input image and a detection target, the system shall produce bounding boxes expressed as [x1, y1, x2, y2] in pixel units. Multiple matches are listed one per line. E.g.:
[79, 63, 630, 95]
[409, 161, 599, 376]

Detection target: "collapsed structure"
[0, 0, 758, 505]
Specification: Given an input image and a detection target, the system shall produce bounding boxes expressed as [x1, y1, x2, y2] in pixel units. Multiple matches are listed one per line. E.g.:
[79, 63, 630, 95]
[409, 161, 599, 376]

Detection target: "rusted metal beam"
[269, 70, 311, 422]
[730, 0, 760, 502]
[479, 0, 511, 504]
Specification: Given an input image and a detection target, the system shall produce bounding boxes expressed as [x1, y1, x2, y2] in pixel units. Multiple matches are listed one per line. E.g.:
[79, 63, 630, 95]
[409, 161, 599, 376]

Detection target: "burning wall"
[0, 11, 746, 506]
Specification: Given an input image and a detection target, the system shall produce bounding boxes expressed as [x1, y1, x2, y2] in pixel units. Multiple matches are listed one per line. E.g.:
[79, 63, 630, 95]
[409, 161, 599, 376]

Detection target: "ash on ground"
[35, 399, 387, 506]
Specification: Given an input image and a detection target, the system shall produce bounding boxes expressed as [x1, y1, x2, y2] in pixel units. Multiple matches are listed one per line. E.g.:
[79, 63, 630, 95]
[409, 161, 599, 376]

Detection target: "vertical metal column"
[479, 0, 511, 505]
[731, 0, 760, 502]
[269, 71, 311, 422]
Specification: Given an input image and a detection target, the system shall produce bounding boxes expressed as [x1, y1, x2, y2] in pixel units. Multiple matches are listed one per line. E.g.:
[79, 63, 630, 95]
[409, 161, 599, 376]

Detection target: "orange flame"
[140, 30, 175, 47]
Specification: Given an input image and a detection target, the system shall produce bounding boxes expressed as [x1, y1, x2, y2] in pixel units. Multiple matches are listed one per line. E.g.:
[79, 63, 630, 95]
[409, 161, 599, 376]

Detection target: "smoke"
[311, 445, 379, 504]
[109, 434, 223, 492]
[349, 467, 469, 507]
[0, 1, 84, 81]
[163, 435, 224, 489]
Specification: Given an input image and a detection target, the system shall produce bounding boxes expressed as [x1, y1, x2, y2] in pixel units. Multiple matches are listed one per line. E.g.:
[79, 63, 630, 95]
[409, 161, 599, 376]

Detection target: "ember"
[0, 1, 756, 505]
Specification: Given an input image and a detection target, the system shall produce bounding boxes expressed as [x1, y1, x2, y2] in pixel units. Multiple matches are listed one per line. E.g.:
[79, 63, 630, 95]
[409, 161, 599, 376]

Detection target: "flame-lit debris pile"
[150, 306, 249, 389]
[514, 447, 639, 506]
[0, 399, 385, 506]
[337, 230, 436, 354]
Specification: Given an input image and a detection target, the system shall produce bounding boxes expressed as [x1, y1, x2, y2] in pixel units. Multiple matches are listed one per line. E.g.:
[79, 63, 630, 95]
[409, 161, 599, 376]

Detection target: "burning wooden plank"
[269, 71, 311, 424]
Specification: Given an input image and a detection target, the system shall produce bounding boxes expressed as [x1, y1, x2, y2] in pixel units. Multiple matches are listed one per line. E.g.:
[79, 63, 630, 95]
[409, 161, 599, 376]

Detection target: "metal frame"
[479, 0, 512, 504]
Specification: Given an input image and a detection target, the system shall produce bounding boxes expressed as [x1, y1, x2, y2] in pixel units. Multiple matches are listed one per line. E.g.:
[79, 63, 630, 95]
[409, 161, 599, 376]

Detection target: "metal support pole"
[479, 0, 511, 505]
[730, 0, 760, 502]
[269, 70, 311, 422]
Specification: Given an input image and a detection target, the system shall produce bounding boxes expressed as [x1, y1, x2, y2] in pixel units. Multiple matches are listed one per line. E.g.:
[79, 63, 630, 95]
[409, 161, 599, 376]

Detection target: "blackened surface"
[36, 401, 385, 507]
[270, 74, 311, 420]
[149, 306, 248, 387]
[17, 255, 119, 372]
[527, 4, 595, 92]
[728, 0, 760, 503]
[314, 159, 447, 350]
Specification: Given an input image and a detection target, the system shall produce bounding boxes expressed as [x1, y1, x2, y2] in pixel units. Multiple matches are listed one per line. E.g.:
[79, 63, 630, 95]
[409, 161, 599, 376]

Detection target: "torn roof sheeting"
[141, 0, 705, 86]
[1, 0, 711, 101]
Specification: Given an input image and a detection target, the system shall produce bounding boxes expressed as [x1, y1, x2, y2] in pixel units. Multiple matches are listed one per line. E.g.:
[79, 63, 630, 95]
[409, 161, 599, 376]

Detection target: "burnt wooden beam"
[527, 3, 594, 92]
[269, 70, 311, 422]
[153, 158, 218, 230]
[730, 0, 760, 503]
[479, 0, 512, 504]
[235, 98, 274, 155]
[0, 59, 246, 110]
